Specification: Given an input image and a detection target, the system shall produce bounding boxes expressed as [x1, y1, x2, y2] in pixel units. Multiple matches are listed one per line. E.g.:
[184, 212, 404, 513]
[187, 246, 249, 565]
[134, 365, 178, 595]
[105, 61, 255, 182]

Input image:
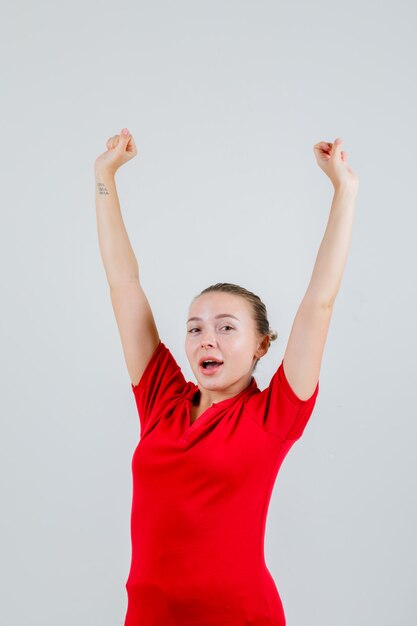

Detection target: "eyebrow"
[187, 314, 240, 323]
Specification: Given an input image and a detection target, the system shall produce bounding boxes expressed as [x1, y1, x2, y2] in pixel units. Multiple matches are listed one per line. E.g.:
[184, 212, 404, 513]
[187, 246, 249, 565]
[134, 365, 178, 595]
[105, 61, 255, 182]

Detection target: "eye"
[187, 325, 233, 333]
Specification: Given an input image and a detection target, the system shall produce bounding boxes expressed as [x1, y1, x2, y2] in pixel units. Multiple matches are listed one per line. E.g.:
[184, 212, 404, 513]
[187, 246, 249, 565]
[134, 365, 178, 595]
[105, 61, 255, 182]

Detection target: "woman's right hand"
[94, 128, 138, 176]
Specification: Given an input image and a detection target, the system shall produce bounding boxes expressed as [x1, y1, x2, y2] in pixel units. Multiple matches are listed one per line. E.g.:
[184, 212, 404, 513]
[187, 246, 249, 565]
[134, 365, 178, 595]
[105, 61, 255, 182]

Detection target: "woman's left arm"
[282, 138, 359, 401]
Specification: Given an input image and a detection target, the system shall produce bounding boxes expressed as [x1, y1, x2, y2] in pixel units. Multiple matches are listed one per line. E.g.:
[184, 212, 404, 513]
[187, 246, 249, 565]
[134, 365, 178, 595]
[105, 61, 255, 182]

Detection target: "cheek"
[227, 337, 254, 358]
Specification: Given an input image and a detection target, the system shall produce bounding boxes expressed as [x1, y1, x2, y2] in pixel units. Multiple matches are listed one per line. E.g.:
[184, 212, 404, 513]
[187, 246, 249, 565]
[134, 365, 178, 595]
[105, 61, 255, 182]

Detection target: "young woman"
[94, 129, 359, 625]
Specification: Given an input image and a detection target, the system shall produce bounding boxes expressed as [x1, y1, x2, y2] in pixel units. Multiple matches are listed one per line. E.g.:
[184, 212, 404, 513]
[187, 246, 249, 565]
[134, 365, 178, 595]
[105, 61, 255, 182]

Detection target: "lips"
[198, 356, 224, 367]
[199, 361, 224, 376]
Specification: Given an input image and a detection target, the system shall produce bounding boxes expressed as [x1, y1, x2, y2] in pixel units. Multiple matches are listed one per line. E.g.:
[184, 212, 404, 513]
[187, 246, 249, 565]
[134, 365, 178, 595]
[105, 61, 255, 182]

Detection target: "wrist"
[332, 181, 357, 198]
[94, 166, 116, 181]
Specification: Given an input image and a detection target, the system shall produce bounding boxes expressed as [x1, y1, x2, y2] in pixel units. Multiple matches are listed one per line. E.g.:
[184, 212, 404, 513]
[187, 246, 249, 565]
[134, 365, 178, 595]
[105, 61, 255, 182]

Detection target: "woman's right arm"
[94, 129, 160, 386]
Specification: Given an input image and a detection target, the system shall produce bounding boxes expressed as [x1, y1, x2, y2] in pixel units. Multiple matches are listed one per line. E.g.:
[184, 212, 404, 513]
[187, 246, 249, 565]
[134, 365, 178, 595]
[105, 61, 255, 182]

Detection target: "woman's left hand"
[313, 138, 359, 194]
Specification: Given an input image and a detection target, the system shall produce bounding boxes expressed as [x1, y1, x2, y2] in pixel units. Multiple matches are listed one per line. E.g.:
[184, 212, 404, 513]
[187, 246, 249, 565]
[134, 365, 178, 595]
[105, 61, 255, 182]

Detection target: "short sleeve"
[245, 358, 319, 441]
[131, 340, 189, 437]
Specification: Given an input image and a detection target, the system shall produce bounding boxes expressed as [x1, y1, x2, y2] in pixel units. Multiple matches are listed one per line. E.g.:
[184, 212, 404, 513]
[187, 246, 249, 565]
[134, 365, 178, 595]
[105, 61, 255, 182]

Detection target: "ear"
[255, 335, 270, 359]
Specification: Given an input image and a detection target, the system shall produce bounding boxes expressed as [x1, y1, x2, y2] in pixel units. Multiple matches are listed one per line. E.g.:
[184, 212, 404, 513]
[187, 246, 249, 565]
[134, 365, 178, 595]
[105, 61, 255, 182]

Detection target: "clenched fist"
[313, 138, 359, 194]
[94, 128, 138, 176]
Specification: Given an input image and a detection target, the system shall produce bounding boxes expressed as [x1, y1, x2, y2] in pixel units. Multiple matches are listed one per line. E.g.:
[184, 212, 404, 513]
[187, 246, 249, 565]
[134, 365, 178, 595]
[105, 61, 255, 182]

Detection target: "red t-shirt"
[124, 340, 319, 626]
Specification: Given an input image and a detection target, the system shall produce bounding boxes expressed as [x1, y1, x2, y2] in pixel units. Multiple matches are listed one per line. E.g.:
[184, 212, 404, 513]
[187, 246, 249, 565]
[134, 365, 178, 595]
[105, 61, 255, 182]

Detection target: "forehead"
[187, 292, 250, 320]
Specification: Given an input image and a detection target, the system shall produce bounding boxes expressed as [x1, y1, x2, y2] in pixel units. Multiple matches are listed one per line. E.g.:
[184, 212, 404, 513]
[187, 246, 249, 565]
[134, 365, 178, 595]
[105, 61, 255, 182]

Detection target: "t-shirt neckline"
[187, 375, 258, 412]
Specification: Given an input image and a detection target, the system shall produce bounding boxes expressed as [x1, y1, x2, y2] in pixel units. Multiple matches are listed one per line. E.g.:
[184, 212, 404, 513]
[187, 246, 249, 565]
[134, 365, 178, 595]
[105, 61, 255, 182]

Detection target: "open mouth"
[200, 360, 224, 372]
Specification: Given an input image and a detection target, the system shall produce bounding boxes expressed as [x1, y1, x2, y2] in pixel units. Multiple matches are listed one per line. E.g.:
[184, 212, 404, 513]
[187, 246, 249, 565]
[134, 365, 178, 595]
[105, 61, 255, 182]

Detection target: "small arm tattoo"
[97, 182, 109, 195]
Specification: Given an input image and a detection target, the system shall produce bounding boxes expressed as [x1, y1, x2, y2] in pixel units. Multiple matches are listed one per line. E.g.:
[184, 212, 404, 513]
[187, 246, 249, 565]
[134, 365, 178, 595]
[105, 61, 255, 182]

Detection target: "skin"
[95, 128, 359, 403]
[185, 292, 270, 414]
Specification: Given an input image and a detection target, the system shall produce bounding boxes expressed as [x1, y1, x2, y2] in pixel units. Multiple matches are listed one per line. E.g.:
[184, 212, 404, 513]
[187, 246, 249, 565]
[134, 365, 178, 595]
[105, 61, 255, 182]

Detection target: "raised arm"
[283, 138, 360, 401]
[94, 128, 160, 386]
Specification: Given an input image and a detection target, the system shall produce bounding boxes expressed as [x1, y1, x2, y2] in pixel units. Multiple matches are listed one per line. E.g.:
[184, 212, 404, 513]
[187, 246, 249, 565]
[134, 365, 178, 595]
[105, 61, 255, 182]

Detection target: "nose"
[201, 334, 216, 347]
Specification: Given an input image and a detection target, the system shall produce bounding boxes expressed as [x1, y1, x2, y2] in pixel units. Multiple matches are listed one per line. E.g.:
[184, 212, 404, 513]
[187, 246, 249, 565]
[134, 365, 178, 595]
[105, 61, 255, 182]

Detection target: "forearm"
[95, 169, 139, 288]
[306, 184, 357, 307]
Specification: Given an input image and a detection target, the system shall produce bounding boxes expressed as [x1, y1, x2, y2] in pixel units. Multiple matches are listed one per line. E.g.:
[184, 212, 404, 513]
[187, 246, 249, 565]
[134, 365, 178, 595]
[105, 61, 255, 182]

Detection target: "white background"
[1, 1, 416, 624]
